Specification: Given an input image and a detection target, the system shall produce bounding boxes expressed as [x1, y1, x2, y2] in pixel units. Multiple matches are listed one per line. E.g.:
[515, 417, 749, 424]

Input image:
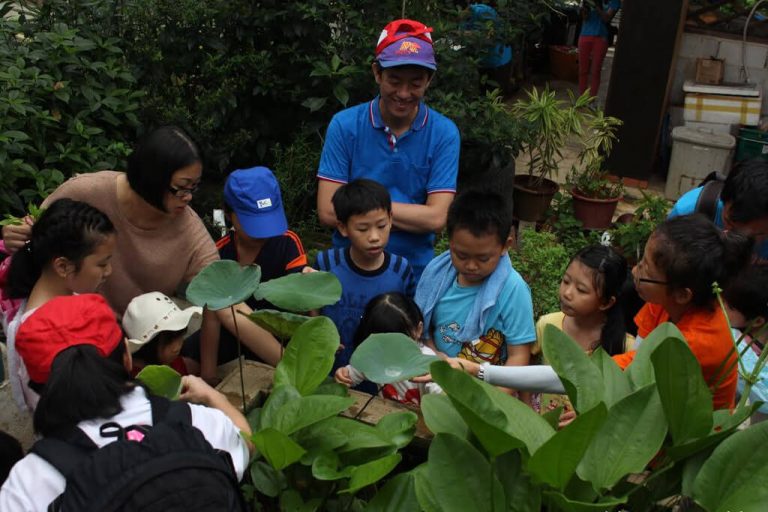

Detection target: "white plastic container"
[665, 126, 735, 200]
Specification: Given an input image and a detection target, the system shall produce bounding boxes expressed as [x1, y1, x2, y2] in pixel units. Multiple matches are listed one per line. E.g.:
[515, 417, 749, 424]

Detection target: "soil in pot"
[571, 188, 621, 230]
[512, 175, 559, 222]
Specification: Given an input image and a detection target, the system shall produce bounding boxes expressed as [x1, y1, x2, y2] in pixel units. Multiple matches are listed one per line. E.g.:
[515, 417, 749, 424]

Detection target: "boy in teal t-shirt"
[415, 190, 535, 370]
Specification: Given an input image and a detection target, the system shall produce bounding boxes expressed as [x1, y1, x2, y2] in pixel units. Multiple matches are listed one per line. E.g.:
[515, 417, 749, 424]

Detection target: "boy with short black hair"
[416, 189, 535, 373]
[316, 179, 416, 371]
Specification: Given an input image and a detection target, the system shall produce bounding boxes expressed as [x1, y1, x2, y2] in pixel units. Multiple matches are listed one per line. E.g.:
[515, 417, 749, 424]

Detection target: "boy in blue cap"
[316, 19, 460, 282]
[188, 166, 307, 382]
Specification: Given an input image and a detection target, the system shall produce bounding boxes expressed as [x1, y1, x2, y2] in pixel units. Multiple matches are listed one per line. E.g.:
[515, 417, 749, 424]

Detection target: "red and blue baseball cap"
[223, 166, 288, 239]
[375, 19, 436, 71]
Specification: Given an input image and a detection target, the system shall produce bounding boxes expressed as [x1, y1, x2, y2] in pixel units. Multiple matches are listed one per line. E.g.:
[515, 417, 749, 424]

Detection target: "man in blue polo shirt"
[669, 160, 768, 261]
[316, 18, 460, 281]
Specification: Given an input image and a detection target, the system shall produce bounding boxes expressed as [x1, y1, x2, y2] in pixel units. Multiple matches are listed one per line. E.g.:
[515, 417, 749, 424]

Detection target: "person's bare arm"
[317, 179, 344, 227]
[391, 192, 454, 234]
[180, 375, 253, 451]
[215, 302, 283, 366]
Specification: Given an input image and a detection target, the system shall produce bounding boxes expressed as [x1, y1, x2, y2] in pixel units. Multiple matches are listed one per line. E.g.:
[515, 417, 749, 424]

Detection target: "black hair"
[570, 245, 628, 355]
[7, 198, 115, 298]
[446, 189, 512, 245]
[33, 341, 132, 437]
[126, 126, 201, 212]
[723, 264, 768, 325]
[352, 292, 423, 348]
[0, 430, 23, 485]
[721, 159, 768, 224]
[651, 214, 753, 308]
[132, 329, 186, 365]
[331, 179, 392, 224]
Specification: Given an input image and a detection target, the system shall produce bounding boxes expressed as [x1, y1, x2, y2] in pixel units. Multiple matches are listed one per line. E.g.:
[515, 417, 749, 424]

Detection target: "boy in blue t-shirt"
[315, 179, 416, 370]
[415, 190, 535, 380]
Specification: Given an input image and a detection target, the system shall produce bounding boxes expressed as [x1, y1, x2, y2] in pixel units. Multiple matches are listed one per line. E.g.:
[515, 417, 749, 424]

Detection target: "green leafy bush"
[510, 229, 570, 319]
[0, 3, 142, 215]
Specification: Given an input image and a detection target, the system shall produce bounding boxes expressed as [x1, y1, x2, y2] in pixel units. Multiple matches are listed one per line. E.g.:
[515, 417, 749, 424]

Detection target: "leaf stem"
[230, 304, 247, 414]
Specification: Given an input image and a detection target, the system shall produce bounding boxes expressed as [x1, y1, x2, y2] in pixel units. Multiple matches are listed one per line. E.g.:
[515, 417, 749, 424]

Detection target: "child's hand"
[558, 409, 577, 429]
[302, 266, 317, 274]
[1, 216, 33, 254]
[334, 367, 353, 387]
[179, 375, 221, 407]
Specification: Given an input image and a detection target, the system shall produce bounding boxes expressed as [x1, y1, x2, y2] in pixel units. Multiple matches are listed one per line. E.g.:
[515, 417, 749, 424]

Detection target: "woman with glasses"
[1, 126, 283, 370]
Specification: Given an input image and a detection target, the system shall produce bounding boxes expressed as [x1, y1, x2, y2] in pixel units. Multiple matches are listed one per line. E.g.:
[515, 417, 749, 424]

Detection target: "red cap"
[16, 294, 123, 384]
[375, 19, 434, 57]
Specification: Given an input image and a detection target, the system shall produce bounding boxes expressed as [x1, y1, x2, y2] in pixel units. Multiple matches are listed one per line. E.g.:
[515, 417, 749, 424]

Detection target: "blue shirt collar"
[369, 96, 429, 132]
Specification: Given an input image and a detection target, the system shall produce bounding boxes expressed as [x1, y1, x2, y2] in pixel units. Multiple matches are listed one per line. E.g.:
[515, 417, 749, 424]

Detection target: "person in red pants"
[578, 0, 621, 97]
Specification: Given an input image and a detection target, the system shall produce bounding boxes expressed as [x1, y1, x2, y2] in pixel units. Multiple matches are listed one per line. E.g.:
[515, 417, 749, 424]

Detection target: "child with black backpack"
[0, 294, 251, 511]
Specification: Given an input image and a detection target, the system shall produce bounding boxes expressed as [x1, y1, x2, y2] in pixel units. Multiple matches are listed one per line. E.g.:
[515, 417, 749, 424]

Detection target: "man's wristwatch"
[477, 362, 490, 381]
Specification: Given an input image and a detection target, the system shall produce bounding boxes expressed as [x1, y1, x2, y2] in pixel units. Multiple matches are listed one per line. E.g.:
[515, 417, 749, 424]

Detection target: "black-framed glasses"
[637, 277, 669, 285]
[168, 183, 200, 198]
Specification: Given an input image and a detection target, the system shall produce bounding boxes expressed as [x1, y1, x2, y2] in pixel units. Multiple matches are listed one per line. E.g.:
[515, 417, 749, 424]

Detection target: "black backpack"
[30, 395, 247, 512]
[693, 174, 725, 222]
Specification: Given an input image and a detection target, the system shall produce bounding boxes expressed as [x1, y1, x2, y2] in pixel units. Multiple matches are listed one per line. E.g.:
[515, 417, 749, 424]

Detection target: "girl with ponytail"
[4, 198, 116, 410]
[533, 244, 630, 418]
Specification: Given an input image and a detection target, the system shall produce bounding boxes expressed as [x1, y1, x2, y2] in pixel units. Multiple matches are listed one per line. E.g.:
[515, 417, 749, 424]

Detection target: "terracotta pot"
[571, 188, 622, 230]
[512, 175, 559, 222]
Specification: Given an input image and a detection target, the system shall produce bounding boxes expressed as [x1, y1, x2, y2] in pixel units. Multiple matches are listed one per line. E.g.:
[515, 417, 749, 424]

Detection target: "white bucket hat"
[123, 292, 202, 354]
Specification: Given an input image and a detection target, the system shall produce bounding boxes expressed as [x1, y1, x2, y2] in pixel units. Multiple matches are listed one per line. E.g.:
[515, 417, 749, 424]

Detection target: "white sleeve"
[0, 454, 66, 512]
[345, 365, 366, 386]
[484, 365, 566, 393]
[188, 404, 250, 481]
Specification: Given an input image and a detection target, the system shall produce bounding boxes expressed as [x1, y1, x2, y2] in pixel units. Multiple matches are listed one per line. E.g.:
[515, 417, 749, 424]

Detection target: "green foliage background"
[2, 0, 554, 220]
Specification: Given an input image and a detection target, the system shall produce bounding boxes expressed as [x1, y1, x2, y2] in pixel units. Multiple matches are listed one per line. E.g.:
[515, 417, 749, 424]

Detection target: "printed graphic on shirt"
[459, 328, 506, 364]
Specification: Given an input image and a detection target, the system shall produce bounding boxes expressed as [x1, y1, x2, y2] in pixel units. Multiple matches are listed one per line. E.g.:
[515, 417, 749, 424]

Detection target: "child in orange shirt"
[613, 214, 753, 410]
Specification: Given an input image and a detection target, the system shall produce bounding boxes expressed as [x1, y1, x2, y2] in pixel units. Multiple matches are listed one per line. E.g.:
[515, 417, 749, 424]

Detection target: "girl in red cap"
[2, 294, 251, 511]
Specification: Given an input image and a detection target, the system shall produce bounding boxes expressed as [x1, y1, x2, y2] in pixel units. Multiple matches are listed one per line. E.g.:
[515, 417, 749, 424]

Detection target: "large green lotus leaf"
[274, 316, 339, 395]
[420, 393, 469, 439]
[626, 322, 685, 390]
[312, 451, 353, 481]
[528, 403, 608, 491]
[340, 453, 402, 494]
[589, 348, 632, 407]
[260, 384, 301, 431]
[249, 460, 286, 498]
[254, 271, 341, 312]
[292, 420, 348, 466]
[576, 385, 667, 492]
[136, 365, 182, 400]
[251, 428, 306, 470]
[414, 463, 442, 512]
[375, 411, 418, 449]
[319, 417, 394, 453]
[270, 394, 356, 435]
[431, 361, 554, 457]
[495, 450, 541, 512]
[664, 404, 757, 461]
[245, 309, 311, 339]
[350, 333, 437, 384]
[423, 434, 505, 512]
[186, 260, 261, 310]
[543, 491, 626, 512]
[693, 421, 768, 512]
[365, 471, 421, 512]
[542, 324, 603, 413]
[651, 337, 713, 445]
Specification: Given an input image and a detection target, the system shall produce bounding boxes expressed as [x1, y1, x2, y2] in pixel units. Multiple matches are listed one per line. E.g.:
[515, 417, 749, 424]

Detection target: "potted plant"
[511, 87, 590, 222]
[567, 109, 624, 229]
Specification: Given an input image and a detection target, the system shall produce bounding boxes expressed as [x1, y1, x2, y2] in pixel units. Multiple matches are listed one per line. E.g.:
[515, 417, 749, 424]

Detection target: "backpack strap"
[148, 393, 192, 425]
[694, 180, 724, 222]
